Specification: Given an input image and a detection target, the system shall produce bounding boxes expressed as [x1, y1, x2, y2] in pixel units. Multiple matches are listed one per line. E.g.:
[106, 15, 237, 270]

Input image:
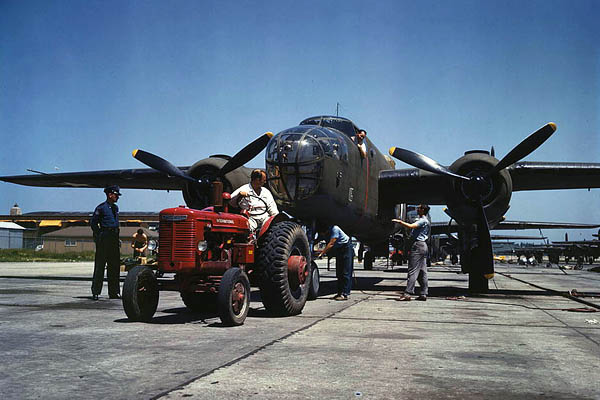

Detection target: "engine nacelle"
[445, 151, 512, 225]
[182, 156, 252, 209]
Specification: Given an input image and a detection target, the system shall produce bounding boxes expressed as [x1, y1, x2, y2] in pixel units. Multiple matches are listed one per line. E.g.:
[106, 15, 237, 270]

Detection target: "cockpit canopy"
[300, 115, 360, 139]
[266, 124, 349, 203]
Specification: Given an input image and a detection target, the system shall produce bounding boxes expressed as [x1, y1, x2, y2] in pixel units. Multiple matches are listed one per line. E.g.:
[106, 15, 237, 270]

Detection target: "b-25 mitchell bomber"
[3, 115, 600, 292]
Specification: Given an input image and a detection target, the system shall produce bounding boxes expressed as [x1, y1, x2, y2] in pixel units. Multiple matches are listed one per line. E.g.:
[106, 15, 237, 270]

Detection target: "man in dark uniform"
[90, 185, 122, 300]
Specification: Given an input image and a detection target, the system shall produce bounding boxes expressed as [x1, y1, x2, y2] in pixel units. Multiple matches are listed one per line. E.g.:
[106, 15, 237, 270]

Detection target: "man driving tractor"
[230, 169, 279, 232]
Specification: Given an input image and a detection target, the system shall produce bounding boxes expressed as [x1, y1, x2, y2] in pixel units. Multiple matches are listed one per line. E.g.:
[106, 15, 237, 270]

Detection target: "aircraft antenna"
[336, 102, 340, 117]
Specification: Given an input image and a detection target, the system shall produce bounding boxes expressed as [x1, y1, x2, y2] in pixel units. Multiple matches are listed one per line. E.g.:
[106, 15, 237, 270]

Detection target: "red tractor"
[122, 194, 316, 326]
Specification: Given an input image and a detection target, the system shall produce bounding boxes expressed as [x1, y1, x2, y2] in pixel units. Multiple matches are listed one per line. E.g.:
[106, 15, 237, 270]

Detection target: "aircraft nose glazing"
[265, 126, 326, 203]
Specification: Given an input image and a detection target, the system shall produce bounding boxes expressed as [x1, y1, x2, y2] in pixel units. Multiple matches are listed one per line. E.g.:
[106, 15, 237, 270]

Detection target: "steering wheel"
[239, 194, 269, 217]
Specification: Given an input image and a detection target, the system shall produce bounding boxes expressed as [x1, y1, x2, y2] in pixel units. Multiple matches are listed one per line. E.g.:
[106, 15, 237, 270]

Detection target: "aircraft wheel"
[468, 272, 489, 293]
[217, 267, 250, 326]
[258, 221, 311, 316]
[364, 251, 374, 270]
[307, 261, 320, 300]
[181, 291, 216, 312]
[123, 265, 159, 322]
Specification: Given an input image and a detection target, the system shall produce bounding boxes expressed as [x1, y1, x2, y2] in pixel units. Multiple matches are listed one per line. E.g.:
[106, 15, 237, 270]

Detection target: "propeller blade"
[488, 122, 556, 175]
[476, 202, 495, 279]
[220, 132, 274, 176]
[132, 149, 197, 183]
[389, 147, 469, 180]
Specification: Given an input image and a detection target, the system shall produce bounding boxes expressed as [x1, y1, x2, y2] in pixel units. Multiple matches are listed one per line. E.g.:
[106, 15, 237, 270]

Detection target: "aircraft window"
[266, 131, 324, 164]
[301, 118, 321, 126]
[266, 127, 324, 202]
[300, 117, 358, 138]
[320, 118, 357, 138]
[317, 137, 348, 160]
[267, 163, 321, 202]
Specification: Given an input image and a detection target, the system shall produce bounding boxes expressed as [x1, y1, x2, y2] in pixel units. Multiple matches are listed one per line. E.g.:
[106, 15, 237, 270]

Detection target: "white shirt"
[230, 183, 279, 228]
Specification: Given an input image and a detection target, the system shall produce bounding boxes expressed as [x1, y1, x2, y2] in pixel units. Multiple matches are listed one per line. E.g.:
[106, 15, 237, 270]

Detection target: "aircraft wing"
[0, 211, 159, 222]
[550, 240, 600, 246]
[431, 220, 600, 236]
[509, 161, 600, 191]
[490, 234, 546, 240]
[378, 169, 449, 205]
[379, 161, 600, 206]
[0, 168, 189, 190]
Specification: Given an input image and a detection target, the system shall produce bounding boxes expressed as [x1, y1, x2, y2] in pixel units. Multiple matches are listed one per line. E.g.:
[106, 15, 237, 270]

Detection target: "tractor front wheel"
[123, 265, 159, 322]
[217, 267, 250, 326]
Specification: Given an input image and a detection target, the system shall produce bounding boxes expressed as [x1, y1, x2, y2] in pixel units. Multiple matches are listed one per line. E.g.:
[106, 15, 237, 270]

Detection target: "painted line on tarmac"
[150, 296, 368, 400]
[497, 272, 600, 310]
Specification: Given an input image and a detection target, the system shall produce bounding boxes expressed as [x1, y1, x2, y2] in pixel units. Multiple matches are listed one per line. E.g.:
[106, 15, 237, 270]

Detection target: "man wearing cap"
[90, 185, 122, 300]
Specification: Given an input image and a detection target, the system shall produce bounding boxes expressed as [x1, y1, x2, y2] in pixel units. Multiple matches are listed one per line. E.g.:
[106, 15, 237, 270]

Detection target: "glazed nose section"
[265, 128, 324, 202]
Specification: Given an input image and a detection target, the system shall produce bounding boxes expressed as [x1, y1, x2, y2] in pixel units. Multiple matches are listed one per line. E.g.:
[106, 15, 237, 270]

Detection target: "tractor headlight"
[197, 240, 208, 252]
[148, 240, 157, 251]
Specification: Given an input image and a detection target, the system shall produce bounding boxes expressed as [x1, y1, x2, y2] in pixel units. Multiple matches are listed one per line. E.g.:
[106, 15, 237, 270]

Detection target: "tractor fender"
[257, 213, 290, 240]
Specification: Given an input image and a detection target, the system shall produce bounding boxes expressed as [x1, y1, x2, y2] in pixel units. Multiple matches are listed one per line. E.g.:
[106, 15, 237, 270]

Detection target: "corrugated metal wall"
[0, 229, 24, 249]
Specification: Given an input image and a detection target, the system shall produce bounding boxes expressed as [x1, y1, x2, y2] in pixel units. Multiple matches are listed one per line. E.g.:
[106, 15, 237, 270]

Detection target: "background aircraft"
[3, 115, 600, 292]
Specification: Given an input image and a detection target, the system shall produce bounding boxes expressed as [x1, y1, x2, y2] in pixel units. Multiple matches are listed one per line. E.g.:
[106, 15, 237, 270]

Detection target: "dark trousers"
[92, 233, 121, 296]
[335, 244, 354, 296]
[406, 241, 428, 296]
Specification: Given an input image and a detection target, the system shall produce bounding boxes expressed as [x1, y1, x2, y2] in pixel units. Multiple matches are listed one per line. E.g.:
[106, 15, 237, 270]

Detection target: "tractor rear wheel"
[258, 221, 311, 315]
[217, 267, 250, 326]
[123, 265, 159, 322]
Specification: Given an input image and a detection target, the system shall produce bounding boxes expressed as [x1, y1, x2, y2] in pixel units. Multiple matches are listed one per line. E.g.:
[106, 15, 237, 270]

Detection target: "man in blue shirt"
[392, 204, 430, 301]
[90, 185, 122, 300]
[317, 225, 354, 300]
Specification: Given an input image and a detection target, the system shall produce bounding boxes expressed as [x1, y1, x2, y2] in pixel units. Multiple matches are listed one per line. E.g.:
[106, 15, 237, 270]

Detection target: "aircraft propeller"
[389, 122, 557, 278]
[220, 132, 274, 175]
[132, 150, 200, 184]
[132, 131, 274, 185]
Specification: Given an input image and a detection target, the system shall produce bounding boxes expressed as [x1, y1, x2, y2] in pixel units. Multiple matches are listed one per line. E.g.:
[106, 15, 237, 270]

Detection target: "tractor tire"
[257, 221, 311, 316]
[307, 261, 320, 300]
[217, 267, 250, 326]
[181, 291, 216, 312]
[123, 265, 159, 322]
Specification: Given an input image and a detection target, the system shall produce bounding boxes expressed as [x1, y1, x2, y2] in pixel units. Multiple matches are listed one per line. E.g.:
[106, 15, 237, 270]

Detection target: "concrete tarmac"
[0, 259, 598, 399]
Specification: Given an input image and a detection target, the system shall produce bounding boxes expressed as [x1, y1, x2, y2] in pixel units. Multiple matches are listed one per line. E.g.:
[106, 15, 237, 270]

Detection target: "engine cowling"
[445, 151, 512, 225]
[182, 156, 252, 209]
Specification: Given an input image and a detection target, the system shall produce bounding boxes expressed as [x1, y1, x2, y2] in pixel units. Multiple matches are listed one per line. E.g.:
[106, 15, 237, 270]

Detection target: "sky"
[1, 0, 599, 242]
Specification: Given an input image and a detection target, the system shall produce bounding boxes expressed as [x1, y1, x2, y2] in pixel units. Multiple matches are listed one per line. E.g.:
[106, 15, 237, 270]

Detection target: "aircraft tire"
[364, 251, 374, 270]
[181, 291, 216, 312]
[450, 254, 459, 265]
[307, 261, 320, 300]
[217, 267, 250, 326]
[123, 265, 159, 322]
[258, 221, 311, 316]
[468, 272, 489, 293]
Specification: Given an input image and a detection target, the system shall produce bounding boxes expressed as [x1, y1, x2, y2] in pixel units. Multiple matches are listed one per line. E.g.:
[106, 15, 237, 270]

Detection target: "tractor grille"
[158, 220, 196, 262]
